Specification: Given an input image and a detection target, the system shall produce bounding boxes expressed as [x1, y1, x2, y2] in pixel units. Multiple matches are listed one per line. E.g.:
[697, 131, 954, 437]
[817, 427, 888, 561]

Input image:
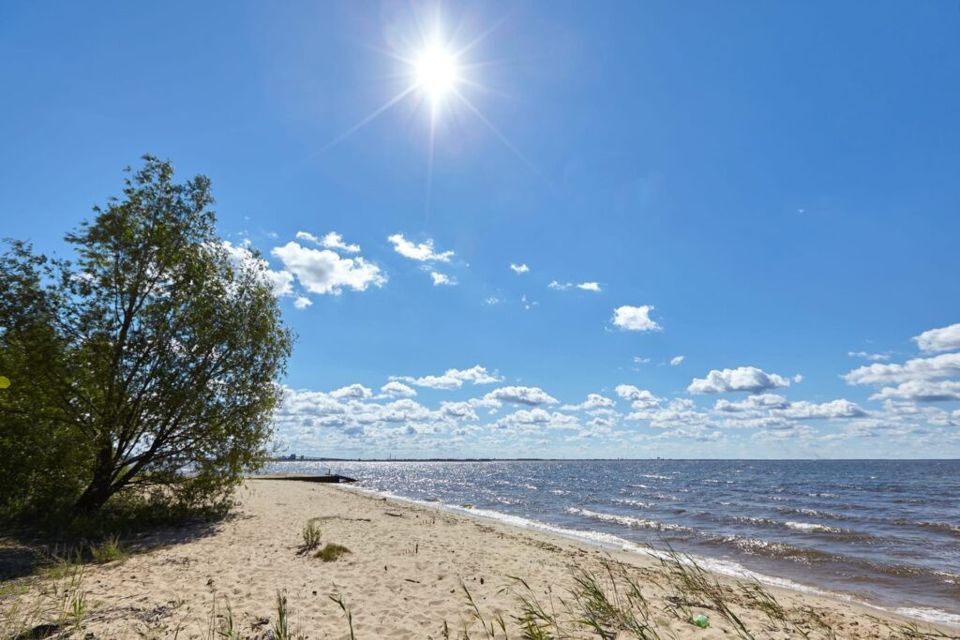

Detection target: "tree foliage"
[0, 156, 293, 525]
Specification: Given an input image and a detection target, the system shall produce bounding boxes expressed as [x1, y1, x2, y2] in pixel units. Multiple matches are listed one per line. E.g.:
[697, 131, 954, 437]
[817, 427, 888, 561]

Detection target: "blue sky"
[2, 1, 959, 458]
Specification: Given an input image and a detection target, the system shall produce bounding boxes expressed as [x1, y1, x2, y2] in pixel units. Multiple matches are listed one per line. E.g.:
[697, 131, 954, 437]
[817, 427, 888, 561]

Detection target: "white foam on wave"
[612, 498, 653, 509]
[334, 484, 960, 629]
[568, 507, 689, 532]
[785, 521, 842, 533]
[895, 607, 960, 628]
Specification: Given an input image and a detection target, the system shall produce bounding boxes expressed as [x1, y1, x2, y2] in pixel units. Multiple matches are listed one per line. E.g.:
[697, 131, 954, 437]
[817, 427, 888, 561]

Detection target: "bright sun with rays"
[413, 44, 460, 105]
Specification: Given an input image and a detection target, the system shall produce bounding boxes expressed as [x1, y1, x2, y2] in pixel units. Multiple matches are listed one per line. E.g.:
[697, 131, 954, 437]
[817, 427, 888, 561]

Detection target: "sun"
[414, 44, 460, 105]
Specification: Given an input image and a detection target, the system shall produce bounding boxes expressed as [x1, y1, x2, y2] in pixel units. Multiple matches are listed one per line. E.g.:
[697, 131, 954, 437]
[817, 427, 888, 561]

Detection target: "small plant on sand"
[315, 542, 350, 562]
[301, 519, 322, 551]
[658, 546, 754, 640]
[90, 534, 127, 564]
[330, 593, 356, 640]
[273, 590, 290, 640]
[506, 576, 561, 640]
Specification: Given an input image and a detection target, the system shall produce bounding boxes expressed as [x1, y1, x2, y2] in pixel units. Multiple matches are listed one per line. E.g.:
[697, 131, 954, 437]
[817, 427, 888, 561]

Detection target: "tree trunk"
[71, 447, 116, 517]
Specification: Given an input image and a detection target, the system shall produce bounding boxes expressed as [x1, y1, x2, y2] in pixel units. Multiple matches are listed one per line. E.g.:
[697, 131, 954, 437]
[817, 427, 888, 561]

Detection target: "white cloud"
[297, 231, 361, 253]
[495, 408, 578, 431]
[714, 394, 789, 413]
[329, 384, 373, 400]
[222, 240, 294, 297]
[688, 366, 791, 394]
[485, 297, 502, 305]
[562, 393, 616, 411]
[612, 305, 661, 332]
[440, 401, 479, 421]
[484, 386, 559, 406]
[271, 241, 386, 295]
[633, 356, 651, 365]
[870, 380, 960, 402]
[294, 231, 320, 244]
[379, 381, 417, 398]
[914, 322, 960, 354]
[394, 365, 502, 390]
[670, 355, 685, 366]
[779, 399, 866, 419]
[293, 296, 312, 310]
[388, 234, 454, 262]
[843, 353, 960, 386]
[510, 263, 530, 274]
[549, 281, 602, 292]
[628, 398, 712, 429]
[430, 272, 456, 286]
[848, 351, 891, 362]
[614, 385, 662, 410]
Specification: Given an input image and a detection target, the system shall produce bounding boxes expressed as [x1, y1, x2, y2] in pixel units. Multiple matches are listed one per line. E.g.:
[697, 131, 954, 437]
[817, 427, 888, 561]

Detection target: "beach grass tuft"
[329, 592, 356, 640]
[89, 534, 127, 564]
[301, 519, 322, 551]
[314, 542, 350, 562]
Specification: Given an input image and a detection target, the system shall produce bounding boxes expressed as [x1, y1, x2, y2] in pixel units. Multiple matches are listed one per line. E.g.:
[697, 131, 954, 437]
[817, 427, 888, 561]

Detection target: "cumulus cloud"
[688, 366, 791, 394]
[484, 386, 559, 406]
[296, 231, 361, 253]
[329, 384, 373, 400]
[562, 393, 616, 411]
[577, 282, 602, 292]
[510, 263, 530, 274]
[293, 296, 312, 310]
[388, 234, 454, 262]
[430, 272, 456, 286]
[612, 305, 661, 332]
[914, 322, 960, 354]
[222, 240, 294, 297]
[714, 394, 789, 413]
[440, 401, 480, 421]
[670, 355, 685, 366]
[495, 408, 578, 431]
[614, 385, 662, 410]
[628, 398, 711, 428]
[394, 365, 502, 390]
[485, 297, 501, 305]
[870, 380, 960, 402]
[271, 241, 386, 295]
[843, 353, 960, 386]
[778, 399, 866, 419]
[379, 381, 417, 398]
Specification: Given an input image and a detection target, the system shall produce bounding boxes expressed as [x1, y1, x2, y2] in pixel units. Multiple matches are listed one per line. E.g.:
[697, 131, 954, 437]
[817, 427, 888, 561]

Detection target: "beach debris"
[385, 511, 403, 517]
[692, 614, 710, 628]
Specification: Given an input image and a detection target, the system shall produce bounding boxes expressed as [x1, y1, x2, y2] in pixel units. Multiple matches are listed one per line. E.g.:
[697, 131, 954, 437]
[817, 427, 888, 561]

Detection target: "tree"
[0, 156, 293, 521]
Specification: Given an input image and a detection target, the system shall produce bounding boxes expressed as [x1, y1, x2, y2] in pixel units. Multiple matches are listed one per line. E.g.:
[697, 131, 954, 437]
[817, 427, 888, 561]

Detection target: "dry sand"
[5, 479, 957, 639]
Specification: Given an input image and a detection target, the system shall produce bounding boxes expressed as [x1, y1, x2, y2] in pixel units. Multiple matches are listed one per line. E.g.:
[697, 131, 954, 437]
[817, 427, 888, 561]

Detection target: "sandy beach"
[4, 479, 957, 639]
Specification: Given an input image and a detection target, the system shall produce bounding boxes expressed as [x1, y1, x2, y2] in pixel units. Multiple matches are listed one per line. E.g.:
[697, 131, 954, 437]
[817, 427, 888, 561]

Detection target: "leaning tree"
[0, 156, 293, 520]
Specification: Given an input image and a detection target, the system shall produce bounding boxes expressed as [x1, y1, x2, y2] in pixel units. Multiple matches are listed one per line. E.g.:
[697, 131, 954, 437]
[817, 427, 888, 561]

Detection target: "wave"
[784, 521, 843, 534]
[568, 507, 689, 532]
[612, 498, 653, 509]
[904, 520, 960, 538]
